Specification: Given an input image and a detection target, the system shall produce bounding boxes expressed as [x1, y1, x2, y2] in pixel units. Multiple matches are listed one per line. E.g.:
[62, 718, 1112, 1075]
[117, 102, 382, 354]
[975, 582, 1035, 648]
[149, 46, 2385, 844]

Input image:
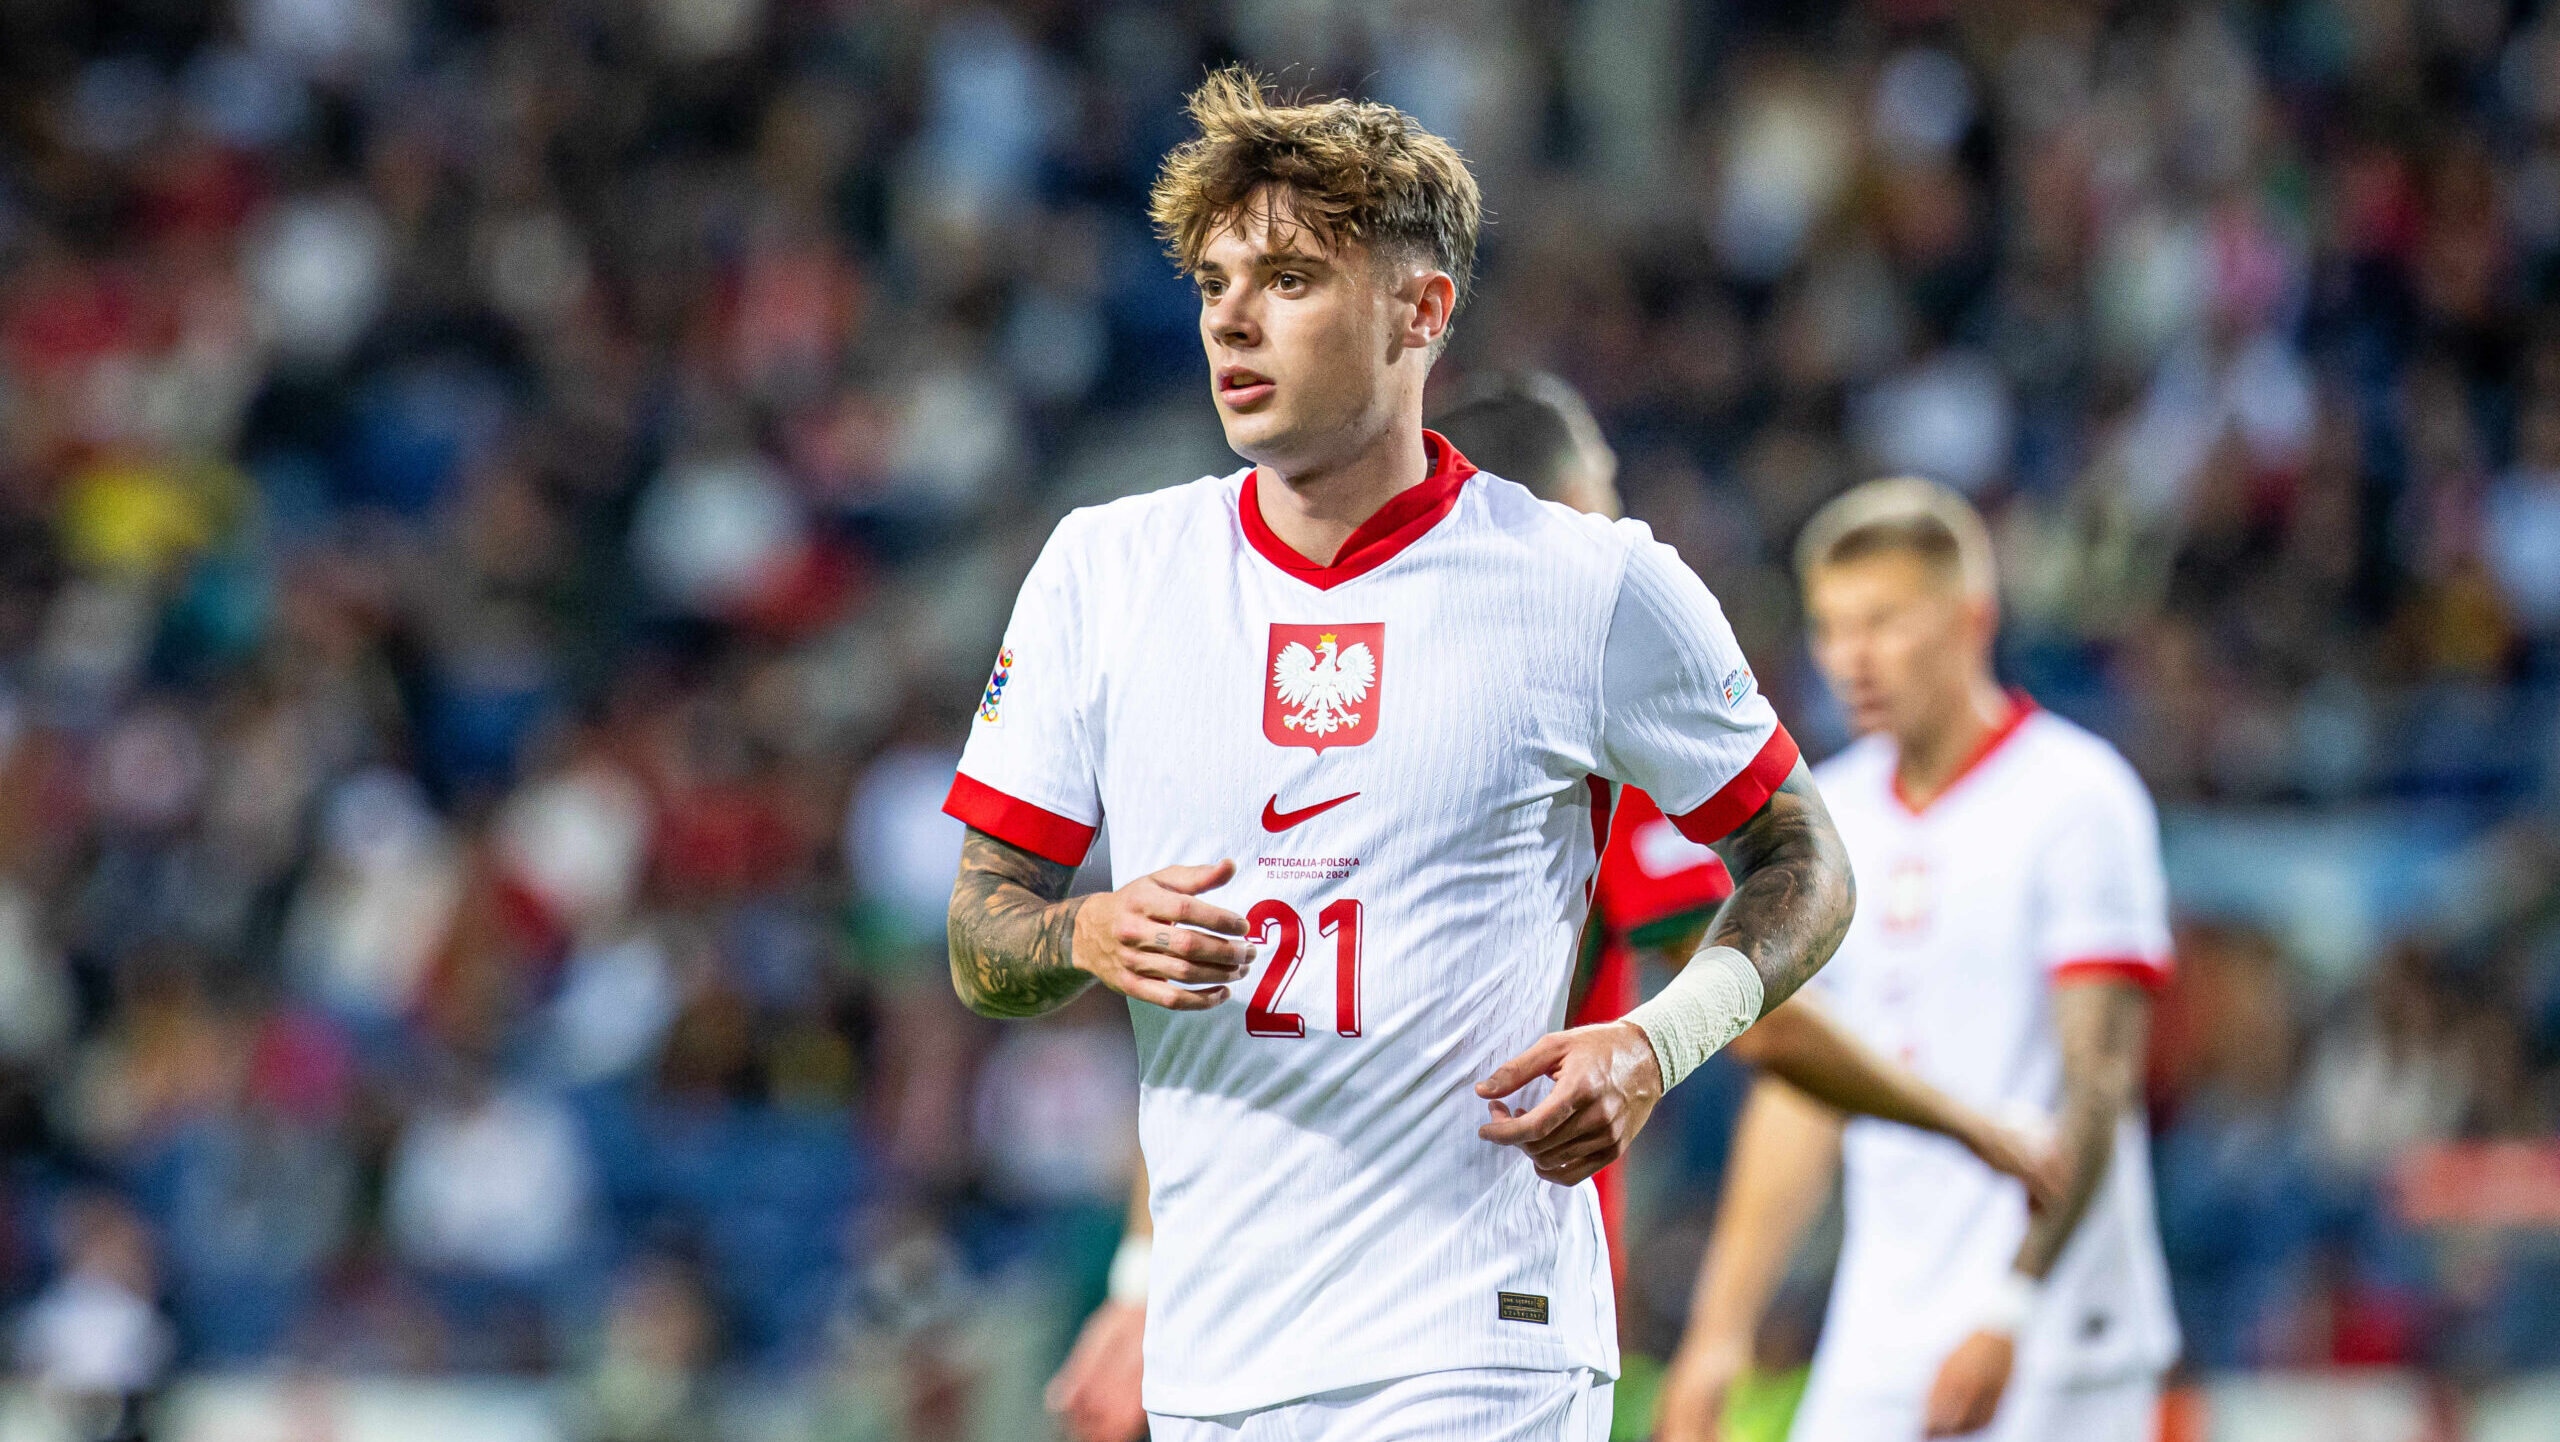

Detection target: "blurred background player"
[1659, 478, 2177, 1442]
[1046, 381, 2063, 1442]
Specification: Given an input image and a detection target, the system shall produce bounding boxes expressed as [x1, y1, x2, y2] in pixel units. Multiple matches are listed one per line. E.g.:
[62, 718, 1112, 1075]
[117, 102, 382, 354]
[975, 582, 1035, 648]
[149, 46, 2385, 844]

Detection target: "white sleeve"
[2034, 764, 2174, 988]
[1596, 524, 1799, 845]
[942, 515, 1103, 866]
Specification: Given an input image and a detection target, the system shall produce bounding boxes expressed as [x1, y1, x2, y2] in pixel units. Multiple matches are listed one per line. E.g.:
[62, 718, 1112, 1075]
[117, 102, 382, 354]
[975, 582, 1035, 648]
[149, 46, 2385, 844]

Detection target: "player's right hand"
[1655, 1332, 1751, 1442]
[1045, 1298, 1148, 1442]
[1071, 860, 1255, 1010]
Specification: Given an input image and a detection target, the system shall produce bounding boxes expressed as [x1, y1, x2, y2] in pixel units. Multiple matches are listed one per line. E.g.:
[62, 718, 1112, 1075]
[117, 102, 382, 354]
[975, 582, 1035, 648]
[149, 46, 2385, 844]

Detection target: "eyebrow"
[1193, 248, 1334, 278]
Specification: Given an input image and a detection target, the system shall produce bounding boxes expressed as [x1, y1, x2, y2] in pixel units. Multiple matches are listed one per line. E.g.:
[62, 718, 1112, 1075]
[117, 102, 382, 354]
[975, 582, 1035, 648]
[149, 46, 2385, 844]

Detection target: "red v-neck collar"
[1238, 430, 1478, 591]
[1893, 689, 2038, 816]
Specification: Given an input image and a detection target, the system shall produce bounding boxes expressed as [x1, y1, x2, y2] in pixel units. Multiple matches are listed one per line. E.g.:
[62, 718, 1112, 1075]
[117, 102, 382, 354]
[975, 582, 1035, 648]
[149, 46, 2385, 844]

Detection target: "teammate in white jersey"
[1658, 478, 2178, 1442]
[941, 69, 1858, 1439]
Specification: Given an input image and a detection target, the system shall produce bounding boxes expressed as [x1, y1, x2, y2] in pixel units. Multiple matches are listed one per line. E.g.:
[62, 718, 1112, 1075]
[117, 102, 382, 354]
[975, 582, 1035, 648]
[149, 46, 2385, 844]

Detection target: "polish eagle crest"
[1271, 632, 1376, 738]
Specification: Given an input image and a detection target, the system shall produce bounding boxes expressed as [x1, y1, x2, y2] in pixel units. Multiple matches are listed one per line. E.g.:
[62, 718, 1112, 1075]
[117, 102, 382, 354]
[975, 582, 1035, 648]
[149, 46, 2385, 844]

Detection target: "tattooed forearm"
[1708, 763, 1857, 1013]
[2014, 979, 2150, 1278]
[947, 828, 1092, 1018]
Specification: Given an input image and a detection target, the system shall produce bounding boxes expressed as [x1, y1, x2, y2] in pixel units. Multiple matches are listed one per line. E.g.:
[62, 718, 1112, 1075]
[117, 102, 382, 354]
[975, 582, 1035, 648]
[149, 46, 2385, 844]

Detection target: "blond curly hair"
[1149, 66, 1482, 316]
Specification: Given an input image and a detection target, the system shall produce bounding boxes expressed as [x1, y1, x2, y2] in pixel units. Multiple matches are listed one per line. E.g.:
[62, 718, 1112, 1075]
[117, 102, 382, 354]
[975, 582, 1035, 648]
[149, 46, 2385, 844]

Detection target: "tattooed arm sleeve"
[947, 826, 1094, 1019]
[1707, 761, 1858, 1014]
[2013, 978, 2150, 1278]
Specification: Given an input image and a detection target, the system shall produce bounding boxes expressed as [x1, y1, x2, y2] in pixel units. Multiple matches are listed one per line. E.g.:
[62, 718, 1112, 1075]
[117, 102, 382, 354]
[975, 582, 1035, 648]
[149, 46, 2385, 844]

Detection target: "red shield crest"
[1263, 623, 1385, 752]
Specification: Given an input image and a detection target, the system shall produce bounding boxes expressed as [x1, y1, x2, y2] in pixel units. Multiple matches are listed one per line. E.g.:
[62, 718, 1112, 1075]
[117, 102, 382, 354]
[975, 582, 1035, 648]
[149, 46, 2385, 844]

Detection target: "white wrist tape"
[1975, 1269, 2039, 1336]
[1623, 945, 1763, 1090]
[1107, 1235, 1151, 1303]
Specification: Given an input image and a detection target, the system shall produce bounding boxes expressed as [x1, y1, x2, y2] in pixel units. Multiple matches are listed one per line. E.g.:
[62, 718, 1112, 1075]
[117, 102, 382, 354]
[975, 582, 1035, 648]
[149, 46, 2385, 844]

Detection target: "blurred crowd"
[2, 0, 2560, 1429]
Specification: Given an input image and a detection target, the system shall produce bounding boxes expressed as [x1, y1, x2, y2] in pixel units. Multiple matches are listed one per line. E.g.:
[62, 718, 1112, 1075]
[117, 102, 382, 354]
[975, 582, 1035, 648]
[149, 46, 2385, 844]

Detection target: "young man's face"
[1193, 191, 1435, 473]
[1804, 551, 1994, 742]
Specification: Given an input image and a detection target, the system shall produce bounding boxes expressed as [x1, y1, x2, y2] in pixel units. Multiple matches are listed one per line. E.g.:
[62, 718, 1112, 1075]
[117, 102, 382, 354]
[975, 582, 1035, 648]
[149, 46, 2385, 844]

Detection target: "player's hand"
[1922, 1328, 2015, 1436]
[1071, 860, 1254, 1011]
[1475, 1020, 1663, 1185]
[1044, 1298, 1148, 1442]
[1655, 1332, 1751, 1442]
[1960, 1121, 2066, 1215]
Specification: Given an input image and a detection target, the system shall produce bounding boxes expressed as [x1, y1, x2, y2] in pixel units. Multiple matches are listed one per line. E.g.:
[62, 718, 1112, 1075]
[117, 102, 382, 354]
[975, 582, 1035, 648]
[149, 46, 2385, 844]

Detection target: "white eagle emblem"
[1271, 632, 1376, 738]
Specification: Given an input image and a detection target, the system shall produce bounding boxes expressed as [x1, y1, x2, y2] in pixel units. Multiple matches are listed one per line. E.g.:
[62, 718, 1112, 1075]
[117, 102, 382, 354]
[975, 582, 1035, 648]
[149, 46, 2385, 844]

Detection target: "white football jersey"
[1806, 701, 2180, 1396]
[946, 435, 1796, 1416]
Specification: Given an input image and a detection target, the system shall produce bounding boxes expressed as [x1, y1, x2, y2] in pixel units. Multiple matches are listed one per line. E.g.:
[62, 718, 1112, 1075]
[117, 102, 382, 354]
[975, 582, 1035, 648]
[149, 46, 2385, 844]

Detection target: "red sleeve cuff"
[1667, 726, 1801, 847]
[2050, 956, 2173, 992]
[944, 772, 1098, 868]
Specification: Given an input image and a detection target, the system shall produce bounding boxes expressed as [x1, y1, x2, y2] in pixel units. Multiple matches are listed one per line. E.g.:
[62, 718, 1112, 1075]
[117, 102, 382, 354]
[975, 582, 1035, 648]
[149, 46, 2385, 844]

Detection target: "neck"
[1893, 674, 2014, 809]
[1251, 410, 1429, 566]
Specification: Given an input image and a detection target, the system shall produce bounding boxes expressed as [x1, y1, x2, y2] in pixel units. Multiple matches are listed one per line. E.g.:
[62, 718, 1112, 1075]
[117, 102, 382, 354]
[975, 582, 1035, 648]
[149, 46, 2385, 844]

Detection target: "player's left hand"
[1961, 1122, 2067, 1215]
[1474, 1020, 1663, 1185]
[1921, 1328, 2015, 1436]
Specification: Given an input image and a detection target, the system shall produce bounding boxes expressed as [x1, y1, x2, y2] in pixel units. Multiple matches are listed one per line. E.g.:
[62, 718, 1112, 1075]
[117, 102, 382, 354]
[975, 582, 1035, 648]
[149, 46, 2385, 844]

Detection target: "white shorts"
[1147, 1367, 1613, 1442]
[1789, 1370, 2159, 1442]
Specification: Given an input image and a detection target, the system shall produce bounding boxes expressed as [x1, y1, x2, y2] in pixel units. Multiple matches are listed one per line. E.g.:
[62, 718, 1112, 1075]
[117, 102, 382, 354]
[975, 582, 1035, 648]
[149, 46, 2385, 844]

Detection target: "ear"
[1399, 270, 1456, 353]
[1963, 590, 2000, 653]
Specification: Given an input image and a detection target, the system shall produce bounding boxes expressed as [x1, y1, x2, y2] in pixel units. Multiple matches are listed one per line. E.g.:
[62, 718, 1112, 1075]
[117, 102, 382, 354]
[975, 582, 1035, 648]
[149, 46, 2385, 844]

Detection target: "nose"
[1206, 285, 1258, 349]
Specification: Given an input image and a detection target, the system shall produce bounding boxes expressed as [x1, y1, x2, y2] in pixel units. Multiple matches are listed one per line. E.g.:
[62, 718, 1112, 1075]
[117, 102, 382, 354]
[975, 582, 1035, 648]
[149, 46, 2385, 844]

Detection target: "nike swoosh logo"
[1262, 791, 1360, 831]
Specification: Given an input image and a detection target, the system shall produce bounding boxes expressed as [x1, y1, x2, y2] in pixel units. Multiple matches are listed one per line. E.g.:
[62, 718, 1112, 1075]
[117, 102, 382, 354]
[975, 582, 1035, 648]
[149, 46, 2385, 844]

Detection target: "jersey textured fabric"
[1569, 786, 1734, 1301]
[1804, 696, 2179, 1395]
[1146, 1366, 1612, 1442]
[945, 434, 1794, 1416]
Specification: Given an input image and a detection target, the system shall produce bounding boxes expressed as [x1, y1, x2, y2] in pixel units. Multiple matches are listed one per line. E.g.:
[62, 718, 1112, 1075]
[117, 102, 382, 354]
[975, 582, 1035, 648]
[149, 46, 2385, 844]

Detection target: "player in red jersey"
[1434, 373, 1737, 1314]
[1043, 375, 2056, 1442]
